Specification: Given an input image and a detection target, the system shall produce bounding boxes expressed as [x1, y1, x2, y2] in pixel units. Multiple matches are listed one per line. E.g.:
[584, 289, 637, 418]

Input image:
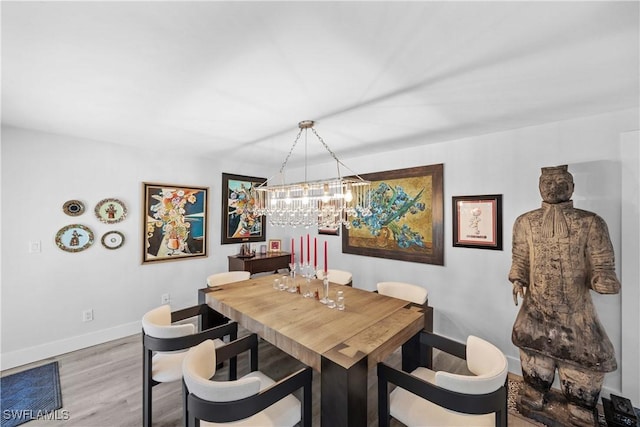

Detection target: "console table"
[227, 252, 291, 275]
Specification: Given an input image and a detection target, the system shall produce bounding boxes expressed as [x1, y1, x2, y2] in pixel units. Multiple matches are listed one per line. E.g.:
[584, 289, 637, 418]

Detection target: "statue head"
[539, 165, 574, 204]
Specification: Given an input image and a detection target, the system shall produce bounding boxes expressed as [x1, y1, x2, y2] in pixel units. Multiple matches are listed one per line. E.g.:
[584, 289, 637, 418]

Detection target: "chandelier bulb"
[344, 184, 353, 203]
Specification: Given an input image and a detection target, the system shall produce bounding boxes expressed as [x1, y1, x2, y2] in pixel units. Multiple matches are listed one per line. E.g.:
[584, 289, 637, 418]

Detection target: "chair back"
[183, 340, 261, 402]
[207, 271, 251, 287]
[142, 305, 194, 339]
[377, 281, 428, 305]
[435, 335, 508, 395]
[316, 269, 352, 285]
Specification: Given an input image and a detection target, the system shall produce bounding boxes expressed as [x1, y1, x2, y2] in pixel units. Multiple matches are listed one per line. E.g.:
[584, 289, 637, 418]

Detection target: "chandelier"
[254, 120, 372, 229]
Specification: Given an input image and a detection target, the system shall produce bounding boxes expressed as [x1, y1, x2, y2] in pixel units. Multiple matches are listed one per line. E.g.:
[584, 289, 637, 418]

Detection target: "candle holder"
[288, 262, 298, 293]
[320, 275, 330, 304]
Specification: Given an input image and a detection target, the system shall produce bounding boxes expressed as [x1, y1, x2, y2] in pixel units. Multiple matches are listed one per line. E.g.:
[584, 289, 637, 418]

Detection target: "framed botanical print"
[221, 173, 266, 244]
[143, 183, 208, 263]
[452, 194, 503, 250]
[342, 164, 444, 265]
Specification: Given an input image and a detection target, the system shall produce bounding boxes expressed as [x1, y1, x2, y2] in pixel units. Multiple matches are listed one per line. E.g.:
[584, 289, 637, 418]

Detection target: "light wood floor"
[1, 329, 542, 426]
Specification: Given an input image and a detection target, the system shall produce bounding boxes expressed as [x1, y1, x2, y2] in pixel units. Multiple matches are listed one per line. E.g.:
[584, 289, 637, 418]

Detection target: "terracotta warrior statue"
[509, 165, 620, 427]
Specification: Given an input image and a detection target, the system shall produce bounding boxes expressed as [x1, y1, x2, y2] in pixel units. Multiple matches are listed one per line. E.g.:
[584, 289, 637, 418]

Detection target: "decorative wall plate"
[101, 231, 125, 249]
[62, 199, 85, 216]
[95, 198, 127, 224]
[55, 224, 94, 253]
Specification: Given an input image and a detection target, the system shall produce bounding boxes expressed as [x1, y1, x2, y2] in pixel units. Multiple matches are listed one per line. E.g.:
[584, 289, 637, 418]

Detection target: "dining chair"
[378, 332, 508, 427]
[182, 336, 313, 426]
[315, 269, 353, 286]
[142, 304, 237, 427]
[206, 271, 251, 287]
[377, 281, 434, 368]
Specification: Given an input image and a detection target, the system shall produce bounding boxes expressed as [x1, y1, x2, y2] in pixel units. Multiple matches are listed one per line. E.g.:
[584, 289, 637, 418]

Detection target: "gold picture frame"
[342, 164, 444, 265]
[142, 183, 208, 263]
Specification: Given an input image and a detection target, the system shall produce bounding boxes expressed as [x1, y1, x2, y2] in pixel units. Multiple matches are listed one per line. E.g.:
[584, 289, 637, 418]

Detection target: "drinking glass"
[336, 290, 345, 310]
[320, 276, 330, 304]
[280, 275, 289, 291]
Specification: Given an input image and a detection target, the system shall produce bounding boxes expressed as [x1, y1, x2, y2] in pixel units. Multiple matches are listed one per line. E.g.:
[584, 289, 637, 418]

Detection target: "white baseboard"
[0, 321, 140, 371]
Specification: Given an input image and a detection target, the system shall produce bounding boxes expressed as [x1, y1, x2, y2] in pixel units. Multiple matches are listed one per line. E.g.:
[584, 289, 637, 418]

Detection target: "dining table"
[197, 273, 425, 427]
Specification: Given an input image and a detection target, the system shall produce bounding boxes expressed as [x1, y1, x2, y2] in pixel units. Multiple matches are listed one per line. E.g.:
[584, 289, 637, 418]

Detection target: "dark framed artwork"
[142, 182, 208, 263]
[452, 194, 503, 250]
[221, 173, 266, 244]
[342, 164, 444, 265]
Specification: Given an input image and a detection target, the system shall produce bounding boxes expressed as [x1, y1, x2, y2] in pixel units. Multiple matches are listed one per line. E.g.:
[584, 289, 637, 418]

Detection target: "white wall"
[2, 108, 638, 404]
[271, 108, 639, 400]
[0, 126, 270, 369]
[620, 130, 640, 404]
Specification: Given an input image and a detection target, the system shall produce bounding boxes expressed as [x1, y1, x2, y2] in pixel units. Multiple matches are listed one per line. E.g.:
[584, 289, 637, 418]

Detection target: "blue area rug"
[0, 362, 63, 427]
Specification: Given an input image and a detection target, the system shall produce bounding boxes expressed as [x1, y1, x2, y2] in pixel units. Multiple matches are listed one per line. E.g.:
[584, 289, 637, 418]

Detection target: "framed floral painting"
[221, 173, 266, 244]
[342, 164, 444, 265]
[142, 183, 208, 263]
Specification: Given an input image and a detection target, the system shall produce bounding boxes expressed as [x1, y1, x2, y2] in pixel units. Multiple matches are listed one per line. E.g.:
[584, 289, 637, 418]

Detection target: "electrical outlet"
[29, 240, 41, 253]
[161, 293, 170, 304]
[82, 309, 93, 322]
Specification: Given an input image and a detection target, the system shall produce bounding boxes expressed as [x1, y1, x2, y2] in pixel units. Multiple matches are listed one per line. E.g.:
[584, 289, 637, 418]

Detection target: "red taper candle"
[314, 238, 317, 270]
[324, 241, 328, 273]
[291, 238, 294, 264]
[300, 236, 304, 264]
[307, 234, 310, 263]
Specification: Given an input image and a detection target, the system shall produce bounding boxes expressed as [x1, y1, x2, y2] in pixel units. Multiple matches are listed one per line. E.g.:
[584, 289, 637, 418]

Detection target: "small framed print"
[268, 239, 281, 252]
[101, 231, 125, 250]
[95, 198, 127, 224]
[452, 194, 502, 250]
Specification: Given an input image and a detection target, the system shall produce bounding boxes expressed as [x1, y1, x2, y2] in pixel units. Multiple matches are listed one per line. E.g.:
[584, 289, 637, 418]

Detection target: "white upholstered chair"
[182, 336, 313, 426]
[142, 304, 236, 427]
[377, 281, 428, 305]
[377, 281, 434, 368]
[206, 271, 251, 287]
[315, 269, 353, 286]
[378, 332, 508, 427]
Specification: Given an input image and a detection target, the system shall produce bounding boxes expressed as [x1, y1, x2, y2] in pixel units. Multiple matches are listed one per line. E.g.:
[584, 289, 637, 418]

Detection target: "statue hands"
[591, 273, 621, 295]
[512, 281, 526, 306]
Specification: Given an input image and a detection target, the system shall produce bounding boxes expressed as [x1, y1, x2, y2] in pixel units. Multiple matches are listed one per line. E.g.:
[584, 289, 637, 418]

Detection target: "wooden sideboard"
[227, 252, 291, 275]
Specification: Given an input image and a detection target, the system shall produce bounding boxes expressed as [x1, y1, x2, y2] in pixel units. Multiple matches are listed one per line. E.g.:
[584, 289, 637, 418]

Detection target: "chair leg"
[302, 371, 312, 427]
[377, 364, 390, 427]
[143, 348, 153, 427]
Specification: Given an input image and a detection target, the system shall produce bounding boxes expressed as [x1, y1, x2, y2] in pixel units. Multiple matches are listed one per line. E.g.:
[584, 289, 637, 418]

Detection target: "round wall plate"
[63, 200, 85, 216]
[101, 231, 125, 249]
[95, 198, 127, 224]
[55, 224, 94, 253]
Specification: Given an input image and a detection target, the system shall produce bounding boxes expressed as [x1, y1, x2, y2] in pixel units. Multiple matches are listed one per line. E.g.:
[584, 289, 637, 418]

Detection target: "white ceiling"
[2, 1, 639, 168]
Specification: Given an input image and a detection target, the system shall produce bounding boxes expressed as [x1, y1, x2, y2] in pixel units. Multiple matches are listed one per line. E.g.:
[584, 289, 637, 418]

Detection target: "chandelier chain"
[278, 127, 305, 174]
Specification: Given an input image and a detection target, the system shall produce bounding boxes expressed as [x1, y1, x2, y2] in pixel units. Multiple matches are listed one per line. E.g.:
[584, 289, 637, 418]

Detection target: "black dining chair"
[378, 331, 508, 427]
[142, 304, 237, 427]
[182, 334, 313, 426]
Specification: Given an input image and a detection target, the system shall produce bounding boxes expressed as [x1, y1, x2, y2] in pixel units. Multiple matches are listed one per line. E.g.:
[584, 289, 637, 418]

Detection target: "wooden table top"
[203, 274, 424, 372]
